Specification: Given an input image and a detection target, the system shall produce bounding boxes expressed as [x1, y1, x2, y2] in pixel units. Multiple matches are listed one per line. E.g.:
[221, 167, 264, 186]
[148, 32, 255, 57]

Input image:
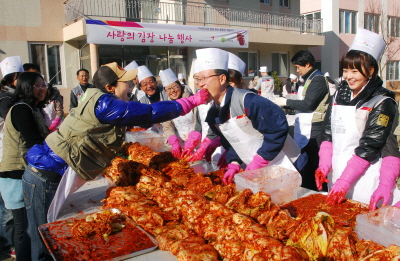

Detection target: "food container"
[356, 206, 400, 247]
[234, 165, 301, 205]
[125, 130, 165, 152]
[39, 209, 158, 261]
[190, 160, 218, 174]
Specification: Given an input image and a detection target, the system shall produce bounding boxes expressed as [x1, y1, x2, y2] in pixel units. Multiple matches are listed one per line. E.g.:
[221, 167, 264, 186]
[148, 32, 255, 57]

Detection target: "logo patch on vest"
[79, 92, 88, 103]
[377, 114, 389, 127]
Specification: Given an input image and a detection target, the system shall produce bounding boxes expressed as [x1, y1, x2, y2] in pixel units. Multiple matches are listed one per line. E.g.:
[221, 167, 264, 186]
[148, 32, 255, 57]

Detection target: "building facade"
[301, 0, 400, 89]
[1, 0, 325, 108]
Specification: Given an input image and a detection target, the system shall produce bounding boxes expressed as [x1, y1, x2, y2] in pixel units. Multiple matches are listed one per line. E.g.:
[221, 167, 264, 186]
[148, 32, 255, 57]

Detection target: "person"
[248, 75, 259, 89]
[253, 66, 275, 99]
[315, 28, 400, 205]
[0, 72, 50, 258]
[137, 65, 168, 104]
[69, 69, 93, 110]
[282, 74, 298, 96]
[273, 49, 329, 191]
[324, 72, 338, 96]
[23, 63, 41, 73]
[0, 56, 23, 259]
[124, 61, 145, 101]
[43, 84, 64, 132]
[227, 52, 246, 89]
[195, 48, 299, 185]
[178, 73, 186, 86]
[22, 62, 208, 260]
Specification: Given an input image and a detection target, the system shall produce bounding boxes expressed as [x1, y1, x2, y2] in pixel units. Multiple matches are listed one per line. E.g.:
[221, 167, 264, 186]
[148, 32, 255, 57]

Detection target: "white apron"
[294, 80, 313, 149]
[330, 103, 400, 205]
[218, 115, 299, 172]
[172, 110, 195, 142]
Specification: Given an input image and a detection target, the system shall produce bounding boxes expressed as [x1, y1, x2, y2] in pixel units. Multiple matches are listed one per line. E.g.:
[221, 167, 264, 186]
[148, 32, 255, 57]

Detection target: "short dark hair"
[214, 69, 230, 83]
[340, 50, 379, 81]
[10, 72, 49, 108]
[76, 69, 89, 76]
[228, 69, 242, 87]
[0, 72, 20, 91]
[291, 49, 316, 67]
[23, 63, 40, 73]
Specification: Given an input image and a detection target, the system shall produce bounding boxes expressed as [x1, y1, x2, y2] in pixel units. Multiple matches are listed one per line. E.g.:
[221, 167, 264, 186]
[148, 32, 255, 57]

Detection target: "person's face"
[32, 77, 47, 103]
[343, 66, 373, 95]
[140, 77, 157, 96]
[77, 71, 89, 85]
[193, 73, 200, 88]
[112, 81, 131, 101]
[197, 69, 225, 102]
[165, 82, 182, 100]
[295, 63, 312, 76]
[133, 76, 139, 85]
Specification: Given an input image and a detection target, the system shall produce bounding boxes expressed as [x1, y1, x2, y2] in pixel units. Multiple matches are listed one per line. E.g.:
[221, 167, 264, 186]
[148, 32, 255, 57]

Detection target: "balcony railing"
[64, 0, 323, 35]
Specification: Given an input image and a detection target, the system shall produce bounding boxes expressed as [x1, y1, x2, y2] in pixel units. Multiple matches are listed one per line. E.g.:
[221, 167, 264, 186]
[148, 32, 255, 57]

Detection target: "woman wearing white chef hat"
[316, 28, 400, 206]
[124, 61, 145, 101]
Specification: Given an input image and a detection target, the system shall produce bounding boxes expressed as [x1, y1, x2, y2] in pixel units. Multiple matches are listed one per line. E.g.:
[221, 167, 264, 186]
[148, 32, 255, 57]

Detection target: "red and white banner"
[86, 19, 248, 48]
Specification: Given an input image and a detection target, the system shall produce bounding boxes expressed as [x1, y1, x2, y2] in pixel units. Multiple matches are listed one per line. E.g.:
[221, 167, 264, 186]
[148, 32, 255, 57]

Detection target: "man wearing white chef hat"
[196, 48, 300, 185]
[254, 66, 275, 99]
[124, 61, 144, 101]
[137, 65, 167, 104]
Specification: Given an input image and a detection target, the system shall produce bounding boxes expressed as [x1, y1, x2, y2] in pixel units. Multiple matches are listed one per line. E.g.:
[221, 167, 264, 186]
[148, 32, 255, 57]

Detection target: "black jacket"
[322, 77, 397, 162]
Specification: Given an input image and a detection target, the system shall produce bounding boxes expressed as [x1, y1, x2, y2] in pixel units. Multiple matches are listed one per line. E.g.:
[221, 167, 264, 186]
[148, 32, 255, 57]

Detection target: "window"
[340, 10, 357, 34]
[388, 16, 400, 37]
[387, 61, 400, 81]
[279, 0, 289, 8]
[271, 53, 288, 76]
[238, 52, 257, 77]
[364, 13, 380, 33]
[29, 43, 62, 85]
[260, 0, 271, 4]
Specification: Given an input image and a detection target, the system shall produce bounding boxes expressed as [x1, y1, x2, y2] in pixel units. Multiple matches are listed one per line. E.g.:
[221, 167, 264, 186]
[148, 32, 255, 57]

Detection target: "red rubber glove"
[217, 150, 227, 169]
[326, 155, 370, 205]
[187, 137, 213, 162]
[176, 89, 208, 115]
[167, 135, 182, 158]
[181, 131, 202, 159]
[223, 163, 241, 185]
[394, 201, 400, 208]
[204, 137, 221, 162]
[369, 156, 400, 210]
[315, 141, 333, 191]
[245, 154, 269, 171]
[49, 117, 62, 132]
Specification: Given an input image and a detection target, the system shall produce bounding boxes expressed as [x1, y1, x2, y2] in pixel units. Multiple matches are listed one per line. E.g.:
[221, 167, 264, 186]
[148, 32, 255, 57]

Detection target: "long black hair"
[9, 72, 49, 108]
[0, 72, 20, 91]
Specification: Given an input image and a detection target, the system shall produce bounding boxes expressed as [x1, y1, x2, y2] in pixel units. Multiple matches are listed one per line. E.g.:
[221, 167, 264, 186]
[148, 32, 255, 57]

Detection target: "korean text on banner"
[86, 20, 248, 48]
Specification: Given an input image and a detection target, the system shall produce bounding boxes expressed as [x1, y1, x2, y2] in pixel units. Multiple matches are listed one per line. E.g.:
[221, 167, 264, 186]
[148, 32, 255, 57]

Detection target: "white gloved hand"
[273, 97, 287, 107]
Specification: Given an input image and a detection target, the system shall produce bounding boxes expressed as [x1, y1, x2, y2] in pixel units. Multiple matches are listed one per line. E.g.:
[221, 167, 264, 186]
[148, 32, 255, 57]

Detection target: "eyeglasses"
[33, 83, 48, 90]
[165, 85, 181, 92]
[197, 74, 220, 83]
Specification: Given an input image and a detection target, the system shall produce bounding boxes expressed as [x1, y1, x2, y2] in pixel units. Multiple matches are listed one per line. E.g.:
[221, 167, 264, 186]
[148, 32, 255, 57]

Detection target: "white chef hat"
[137, 65, 154, 83]
[349, 28, 386, 62]
[124, 61, 139, 71]
[228, 52, 246, 74]
[195, 48, 229, 72]
[159, 69, 178, 87]
[177, 73, 185, 80]
[193, 59, 200, 74]
[259, 66, 268, 73]
[289, 74, 297, 80]
[0, 56, 24, 77]
[324, 72, 330, 77]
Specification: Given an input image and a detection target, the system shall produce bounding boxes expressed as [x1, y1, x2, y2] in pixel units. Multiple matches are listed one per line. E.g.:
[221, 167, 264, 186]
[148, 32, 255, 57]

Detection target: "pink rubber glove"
[369, 156, 400, 210]
[181, 131, 202, 159]
[205, 137, 221, 162]
[394, 201, 400, 208]
[176, 89, 208, 116]
[223, 163, 241, 185]
[167, 135, 182, 158]
[315, 141, 333, 191]
[217, 150, 227, 169]
[49, 117, 62, 132]
[326, 154, 370, 205]
[245, 154, 269, 171]
[187, 137, 213, 162]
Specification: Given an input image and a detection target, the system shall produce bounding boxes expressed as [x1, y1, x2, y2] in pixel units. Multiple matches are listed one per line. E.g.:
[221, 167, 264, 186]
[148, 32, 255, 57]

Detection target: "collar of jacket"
[205, 86, 234, 125]
[302, 67, 317, 82]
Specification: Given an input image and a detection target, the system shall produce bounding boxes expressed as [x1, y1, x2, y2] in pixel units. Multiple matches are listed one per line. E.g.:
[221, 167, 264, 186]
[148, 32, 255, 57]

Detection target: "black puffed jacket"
[322, 76, 397, 162]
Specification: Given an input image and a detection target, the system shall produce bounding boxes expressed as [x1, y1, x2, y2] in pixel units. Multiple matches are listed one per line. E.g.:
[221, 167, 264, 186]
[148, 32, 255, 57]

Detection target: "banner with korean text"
[86, 20, 248, 48]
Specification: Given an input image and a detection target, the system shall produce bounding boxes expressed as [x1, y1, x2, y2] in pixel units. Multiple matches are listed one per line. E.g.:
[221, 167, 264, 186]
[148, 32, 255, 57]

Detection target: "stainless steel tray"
[39, 208, 158, 261]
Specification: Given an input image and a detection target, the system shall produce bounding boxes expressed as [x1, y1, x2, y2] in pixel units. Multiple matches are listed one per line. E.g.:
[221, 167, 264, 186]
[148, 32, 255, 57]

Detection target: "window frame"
[279, 0, 290, 8]
[339, 10, 357, 34]
[387, 61, 400, 81]
[238, 51, 258, 78]
[271, 52, 289, 77]
[388, 16, 400, 37]
[260, 0, 271, 5]
[28, 42, 63, 86]
[364, 13, 380, 34]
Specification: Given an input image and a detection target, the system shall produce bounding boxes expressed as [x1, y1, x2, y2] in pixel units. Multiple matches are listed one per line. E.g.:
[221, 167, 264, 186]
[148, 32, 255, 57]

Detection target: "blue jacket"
[27, 93, 183, 174]
[205, 86, 288, 165]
